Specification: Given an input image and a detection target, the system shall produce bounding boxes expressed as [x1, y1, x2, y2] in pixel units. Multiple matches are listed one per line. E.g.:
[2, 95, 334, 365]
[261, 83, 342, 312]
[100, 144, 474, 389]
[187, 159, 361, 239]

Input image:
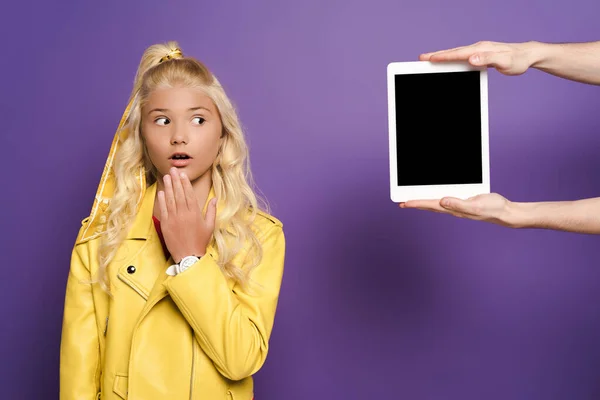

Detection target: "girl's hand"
[157, 167, 217, 263]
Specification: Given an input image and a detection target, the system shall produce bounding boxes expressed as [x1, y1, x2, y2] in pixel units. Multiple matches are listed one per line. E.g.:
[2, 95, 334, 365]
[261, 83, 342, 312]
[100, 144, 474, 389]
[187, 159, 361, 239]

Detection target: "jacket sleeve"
[164, 224, 285, 381]
[59, 243, 101, 399]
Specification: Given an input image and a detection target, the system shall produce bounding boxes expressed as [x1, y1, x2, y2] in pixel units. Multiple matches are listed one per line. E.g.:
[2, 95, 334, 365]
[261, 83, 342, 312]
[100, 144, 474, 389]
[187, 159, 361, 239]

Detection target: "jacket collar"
[125, 182, 156, 240]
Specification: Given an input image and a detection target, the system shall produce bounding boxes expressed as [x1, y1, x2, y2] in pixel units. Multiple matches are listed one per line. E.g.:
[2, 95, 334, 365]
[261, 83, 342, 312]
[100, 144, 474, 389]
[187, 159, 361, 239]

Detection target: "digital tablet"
[387, 61, 490, 202]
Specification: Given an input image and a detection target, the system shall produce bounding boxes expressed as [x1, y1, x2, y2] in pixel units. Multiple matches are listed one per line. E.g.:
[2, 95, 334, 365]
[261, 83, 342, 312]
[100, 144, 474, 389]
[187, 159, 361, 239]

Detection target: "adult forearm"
[527, 40, 600, 85]
[506, 197, 600, 234]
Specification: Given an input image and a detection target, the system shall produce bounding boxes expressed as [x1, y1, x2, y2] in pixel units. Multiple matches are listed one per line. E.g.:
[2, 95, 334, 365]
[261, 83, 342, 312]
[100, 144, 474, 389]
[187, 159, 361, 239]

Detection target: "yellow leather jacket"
[59, 183, 285, 399]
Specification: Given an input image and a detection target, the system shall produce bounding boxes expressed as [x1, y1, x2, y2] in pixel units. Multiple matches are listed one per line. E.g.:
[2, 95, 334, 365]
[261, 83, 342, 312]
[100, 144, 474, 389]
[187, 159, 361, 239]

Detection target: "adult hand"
[400, 192, 514, 227]
[420, 41, 536, 76]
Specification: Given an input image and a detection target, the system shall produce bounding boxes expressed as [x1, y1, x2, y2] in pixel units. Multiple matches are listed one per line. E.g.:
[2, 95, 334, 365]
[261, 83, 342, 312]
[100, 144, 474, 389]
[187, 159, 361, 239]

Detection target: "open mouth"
[170, 153, 191, 160]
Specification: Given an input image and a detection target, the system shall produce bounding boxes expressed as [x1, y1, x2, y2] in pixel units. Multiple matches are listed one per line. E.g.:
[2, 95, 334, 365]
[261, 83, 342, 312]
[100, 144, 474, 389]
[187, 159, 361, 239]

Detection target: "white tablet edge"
[387, 61, 490, 202]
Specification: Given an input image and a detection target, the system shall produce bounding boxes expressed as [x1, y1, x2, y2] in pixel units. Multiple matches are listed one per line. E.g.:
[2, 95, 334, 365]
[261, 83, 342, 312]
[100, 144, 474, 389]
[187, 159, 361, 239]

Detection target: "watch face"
[179, 256, 199, 271]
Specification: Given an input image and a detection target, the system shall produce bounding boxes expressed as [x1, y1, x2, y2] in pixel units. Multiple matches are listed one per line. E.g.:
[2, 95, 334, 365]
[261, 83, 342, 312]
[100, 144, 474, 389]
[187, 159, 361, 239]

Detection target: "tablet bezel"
[387, 61, 490, 202]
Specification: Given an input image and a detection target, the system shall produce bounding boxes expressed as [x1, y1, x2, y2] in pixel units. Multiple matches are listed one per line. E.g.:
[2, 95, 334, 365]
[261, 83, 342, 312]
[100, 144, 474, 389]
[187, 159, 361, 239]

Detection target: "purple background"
[3, 1, 600, 399]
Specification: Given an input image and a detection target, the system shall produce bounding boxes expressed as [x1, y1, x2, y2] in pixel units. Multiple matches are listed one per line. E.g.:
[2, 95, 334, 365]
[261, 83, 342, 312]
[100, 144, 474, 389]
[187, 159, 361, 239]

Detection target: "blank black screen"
[394, 71, 482, 186]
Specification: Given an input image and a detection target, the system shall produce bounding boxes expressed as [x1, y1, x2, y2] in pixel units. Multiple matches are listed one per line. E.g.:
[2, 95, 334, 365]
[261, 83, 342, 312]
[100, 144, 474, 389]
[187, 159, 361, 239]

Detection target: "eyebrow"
[148, 107, 212, 115]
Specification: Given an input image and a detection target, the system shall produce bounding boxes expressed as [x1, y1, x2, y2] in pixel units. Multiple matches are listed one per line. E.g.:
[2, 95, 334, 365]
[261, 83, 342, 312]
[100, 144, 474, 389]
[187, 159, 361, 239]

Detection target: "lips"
[169, 153, 192, 167]
[169, 152, 191, 160]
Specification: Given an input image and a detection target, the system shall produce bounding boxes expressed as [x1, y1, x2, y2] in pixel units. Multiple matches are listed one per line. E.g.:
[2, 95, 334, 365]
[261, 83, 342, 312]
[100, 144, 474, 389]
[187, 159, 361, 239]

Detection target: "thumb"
[470, 51, 511, 71]
[440, 197, 474, 214]
[204, 198, 217, 231]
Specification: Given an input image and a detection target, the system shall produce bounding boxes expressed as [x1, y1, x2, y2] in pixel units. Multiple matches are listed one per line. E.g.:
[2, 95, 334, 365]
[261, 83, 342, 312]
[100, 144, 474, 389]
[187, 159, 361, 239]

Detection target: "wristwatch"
[166, 255, 200, 276]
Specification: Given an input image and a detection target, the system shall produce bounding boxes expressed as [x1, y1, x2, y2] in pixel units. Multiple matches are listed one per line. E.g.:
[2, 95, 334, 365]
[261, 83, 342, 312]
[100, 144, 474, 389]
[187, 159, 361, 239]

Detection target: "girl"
[60, 41, 285, 400]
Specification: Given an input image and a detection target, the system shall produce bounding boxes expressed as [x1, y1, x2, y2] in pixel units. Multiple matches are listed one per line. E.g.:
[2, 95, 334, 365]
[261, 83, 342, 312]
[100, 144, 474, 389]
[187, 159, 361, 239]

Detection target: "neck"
[153, 169, 213, 219]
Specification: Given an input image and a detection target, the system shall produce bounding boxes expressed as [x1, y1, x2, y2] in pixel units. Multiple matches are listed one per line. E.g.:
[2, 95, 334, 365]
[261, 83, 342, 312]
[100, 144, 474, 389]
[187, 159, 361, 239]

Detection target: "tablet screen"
[394, 71, 483, 186]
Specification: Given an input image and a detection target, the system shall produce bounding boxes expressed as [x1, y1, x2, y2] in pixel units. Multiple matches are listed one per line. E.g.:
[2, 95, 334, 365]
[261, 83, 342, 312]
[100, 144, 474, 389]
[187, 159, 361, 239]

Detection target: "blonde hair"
[96, 41, 267, 291]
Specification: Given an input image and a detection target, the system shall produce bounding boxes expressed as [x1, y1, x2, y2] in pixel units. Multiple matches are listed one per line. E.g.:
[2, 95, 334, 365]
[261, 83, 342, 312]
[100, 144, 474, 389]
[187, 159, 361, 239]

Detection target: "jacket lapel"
[115, 183, 161, 300]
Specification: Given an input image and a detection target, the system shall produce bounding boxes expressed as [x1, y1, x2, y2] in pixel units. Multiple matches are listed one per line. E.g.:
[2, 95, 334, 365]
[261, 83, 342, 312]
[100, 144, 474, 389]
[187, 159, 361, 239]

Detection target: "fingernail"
[442, 199, 450, 206]
[180, 172, 186, 178]
[471, 55, 480, 64]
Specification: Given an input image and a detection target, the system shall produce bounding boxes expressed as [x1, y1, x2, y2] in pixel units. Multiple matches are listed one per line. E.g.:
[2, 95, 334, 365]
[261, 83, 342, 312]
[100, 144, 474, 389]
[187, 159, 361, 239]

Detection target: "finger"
[428, 48, 480, 63]
[179, 171, 196, 210]
[204, 198, 217, 232]
[420, 44, 468, 60]
[157, 190, 168, 220]
[473, 51, 512, 71]
[401, 199, 446, 212]
[163, 174, 177, 213]
[401, 200, 471, 219]
[440, 197, 479, 216]
[170, 167, 186, 210]
[427, 41, 499, 63]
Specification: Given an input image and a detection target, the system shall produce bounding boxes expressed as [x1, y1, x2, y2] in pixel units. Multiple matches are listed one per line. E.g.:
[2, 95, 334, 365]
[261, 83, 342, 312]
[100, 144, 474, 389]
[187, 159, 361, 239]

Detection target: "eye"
[154, 117, 170, 126]
[192, 117, 206, 125]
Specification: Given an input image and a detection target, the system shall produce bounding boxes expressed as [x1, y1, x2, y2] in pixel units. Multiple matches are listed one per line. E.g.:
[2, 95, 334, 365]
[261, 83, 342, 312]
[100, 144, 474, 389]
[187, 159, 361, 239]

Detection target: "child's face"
[141, 86, 223, 183]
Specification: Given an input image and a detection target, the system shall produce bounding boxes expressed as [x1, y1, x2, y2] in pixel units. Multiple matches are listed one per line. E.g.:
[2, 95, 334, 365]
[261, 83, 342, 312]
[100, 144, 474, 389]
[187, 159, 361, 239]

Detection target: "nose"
[170, 124, 188, 145]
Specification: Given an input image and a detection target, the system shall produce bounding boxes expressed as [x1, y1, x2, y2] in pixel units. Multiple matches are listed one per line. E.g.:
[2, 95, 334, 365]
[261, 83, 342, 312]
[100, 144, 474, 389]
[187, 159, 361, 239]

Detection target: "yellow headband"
[159, 48, 183, 63]
[76, 48, 184, 244]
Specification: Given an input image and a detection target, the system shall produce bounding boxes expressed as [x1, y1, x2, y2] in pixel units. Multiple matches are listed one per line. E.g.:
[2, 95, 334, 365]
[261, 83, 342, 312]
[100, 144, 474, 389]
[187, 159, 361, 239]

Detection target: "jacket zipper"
[103, 317, 109, 336]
